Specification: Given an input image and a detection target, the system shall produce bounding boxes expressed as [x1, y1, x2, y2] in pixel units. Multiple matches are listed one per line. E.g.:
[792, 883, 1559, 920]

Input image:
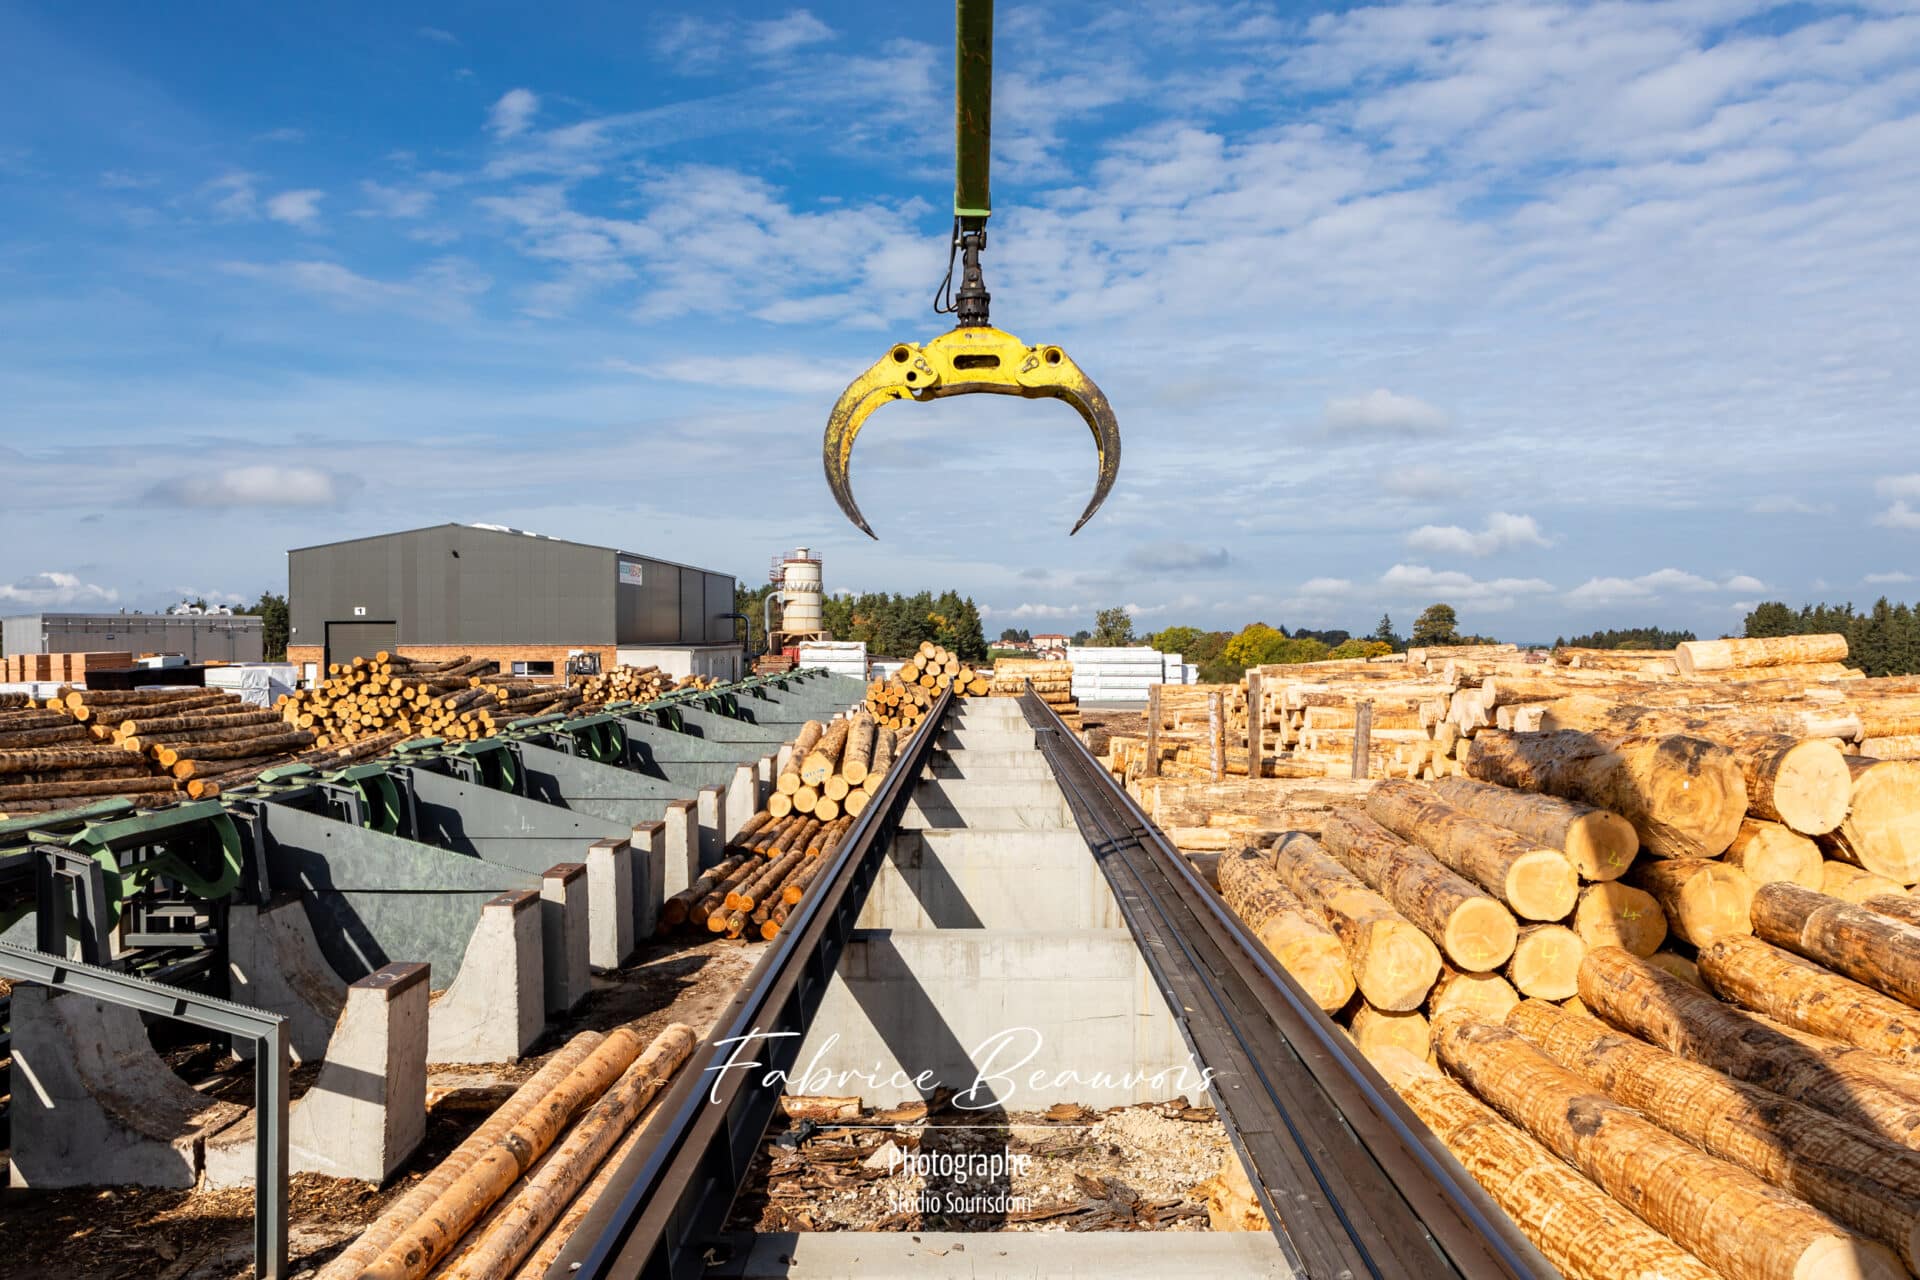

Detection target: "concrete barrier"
[543, 862, 591, 1015]
[427, 890, 543, 1063]
[206, 963, 429, 1186]
[725, 763, 757, 839]
[8, 986, 246, 1188]
[226, 894, 348, 1064]
[696, 784, 726, 869]
[630, 820, 666, 940]
[585, 837, 635, 971]
[662, 799, 699, 897]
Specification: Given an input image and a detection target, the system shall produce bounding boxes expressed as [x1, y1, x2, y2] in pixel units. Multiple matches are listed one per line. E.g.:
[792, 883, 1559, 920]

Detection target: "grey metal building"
[287, 524, 740, 677]
[0, 613, 265, 663]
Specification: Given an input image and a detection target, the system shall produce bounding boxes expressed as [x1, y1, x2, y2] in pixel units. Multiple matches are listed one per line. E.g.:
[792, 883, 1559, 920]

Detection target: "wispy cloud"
[1564, 569, 1762, 607]
[1125, 541, 1230, 572]
[1324, 389, 1448, 435]
[1866, 571, 1917, 585]
[219, 257, 492, 319]
[1876, 501, 1920, 530]
[0, 571, 119, 608]
[489, 88, 540, 140]
[266, 189, 324, 227]
[418, 26, 459, 45]
[1405, 512, 1549, 558]
[146, 464, 356, 508]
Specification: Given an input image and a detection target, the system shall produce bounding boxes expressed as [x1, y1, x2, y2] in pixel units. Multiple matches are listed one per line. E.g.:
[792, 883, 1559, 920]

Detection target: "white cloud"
[220, 257, 491, 319]
[1723, 574, 1768, 593]
[489, 88, 539, 140]
[359, 181, 434, 219]
[417, 26, 459, 44]
[1865, 571, 1916, 584]
[1125, 542, 1231, 572]
[1296, 577, 1355, 596]
[1750, 495, 1830, 515]
[146, 464, 351, 508]
[1379, 465, 1454, 499]
[0, 572, 118, 608]
[1876, 501, 1920, 530]
[266, 189, 324, 227]
[611, 354, 849, 396]
[1405, 511, 1549, 557]
[1876, 475, 1920, 498]
[207, 171, 258, 218]
[1564, 568, 1761, 607]
[744, 11, 834, 58]
[1324, 389, 1448, 435]
[1378, 564, 1554, 610]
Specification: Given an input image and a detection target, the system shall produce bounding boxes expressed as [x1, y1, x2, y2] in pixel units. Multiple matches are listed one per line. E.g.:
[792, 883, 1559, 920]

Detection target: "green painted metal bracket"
[61, 800, 245, 925]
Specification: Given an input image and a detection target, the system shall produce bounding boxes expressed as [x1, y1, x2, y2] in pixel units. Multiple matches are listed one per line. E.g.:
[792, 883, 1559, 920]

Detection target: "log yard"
[6, 2, 1920, 1280]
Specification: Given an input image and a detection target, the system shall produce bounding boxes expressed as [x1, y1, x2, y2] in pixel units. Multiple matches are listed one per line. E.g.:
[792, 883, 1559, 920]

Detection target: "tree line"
[1745, 598, 1920, 677]
[737, 583, 990, 662]
[1551, 625, 1698, 650]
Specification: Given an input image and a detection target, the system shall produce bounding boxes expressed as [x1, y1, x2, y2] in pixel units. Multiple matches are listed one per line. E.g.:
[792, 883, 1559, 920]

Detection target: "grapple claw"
[822, 325, 1120, 539]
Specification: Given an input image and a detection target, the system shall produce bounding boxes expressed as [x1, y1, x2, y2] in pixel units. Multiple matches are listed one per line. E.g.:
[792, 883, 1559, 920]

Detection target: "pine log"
[1364, 780, 1577, 921]
[792, 785, 818, 814]
[1367, 1046, 1720, 1280]
[766, 792, 793, 819]
[1509, 998, 1920, 1271]
[841, 716, 875, 785]
[1269, 832, 1440, 1012]
[1676, 633, 1850, 674]
[1539, 696, 1865, 750]
[1571, 882, 1666, 957]
[1740, 735, 1854, 836]
[1217, 847, 1356, 1010]
[1348, 1003, 1429, 1062]
[1430, 776, 1637, 882]
[1321, 808, 1517, 971]
[1752, 882, 1920, 1009]
[730, 851, 803, 913]
[801, 719, 850, 786]
[1863, 894, 1920, 930]
[0, 724, 92, 750]
[1726, 818, 1825, 889]
[1580, 946, 1920, 1147]
[1432, 1011, 1899, 1280]
[1698, 935, 1920, 1068]
[0, 746, 143, 776]
[663, 857, 749, 929]
[116, 707, 280, 736]
[1826, 758, 1920, 883]
[440, 1024, 698, 1280]
[1463, 730, 1747, 859]
[1505, 925, 1585, 999]
[1427, 967, 1521, 1024]
[1628, 858, 1754, 946]
[1822, 860, 1905, 903]
[0, 776, 178, 801]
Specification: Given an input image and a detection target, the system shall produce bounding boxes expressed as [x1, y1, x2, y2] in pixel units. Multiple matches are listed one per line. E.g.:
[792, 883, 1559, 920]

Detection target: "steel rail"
[1016, 685, 1554, 1280]
[564, 692, 954, 1280]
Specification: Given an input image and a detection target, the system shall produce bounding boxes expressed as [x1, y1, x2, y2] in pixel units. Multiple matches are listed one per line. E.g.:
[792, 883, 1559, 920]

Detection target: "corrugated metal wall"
[0, 614, 264, 662]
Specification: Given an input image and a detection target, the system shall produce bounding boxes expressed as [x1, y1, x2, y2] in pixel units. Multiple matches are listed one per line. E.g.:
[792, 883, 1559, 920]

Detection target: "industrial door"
[324, 620, 397, 668]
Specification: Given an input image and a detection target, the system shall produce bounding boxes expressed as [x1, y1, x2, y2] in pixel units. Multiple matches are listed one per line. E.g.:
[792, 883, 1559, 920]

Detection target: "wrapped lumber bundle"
[277, 652, 586, 748]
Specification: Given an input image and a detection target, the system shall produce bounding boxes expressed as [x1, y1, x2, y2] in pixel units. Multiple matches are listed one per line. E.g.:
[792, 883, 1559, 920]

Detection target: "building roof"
[286, 522, 733, 580]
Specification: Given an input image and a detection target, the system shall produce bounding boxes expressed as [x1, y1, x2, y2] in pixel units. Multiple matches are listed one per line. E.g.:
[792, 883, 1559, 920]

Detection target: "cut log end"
[1507, 925, 1586, 1000]
[1503, 849, 1580, 923]
[1442, 899, 1521, 976]
[1563, 810, 1640, 882]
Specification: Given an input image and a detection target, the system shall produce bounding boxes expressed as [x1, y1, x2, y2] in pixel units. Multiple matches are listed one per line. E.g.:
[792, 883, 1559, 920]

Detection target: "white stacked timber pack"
[1067, 646, 1168, 702]
[798, 640, 868, 681]
[204, 663, 300, 707]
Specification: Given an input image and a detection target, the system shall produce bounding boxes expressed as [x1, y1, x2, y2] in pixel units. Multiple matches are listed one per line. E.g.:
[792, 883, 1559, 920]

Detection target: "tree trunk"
[1270, 832, 1440, 1012]
[1348, 1003, 1429, 1062]
[1217, 847, 1356, 1011]
[1862, 894, 1920, 930]
[801, 719, 851, 785]
[1427, 967, 1521, 1024]
[1826, 758, 1920, 883]
[841, 716, 875, 785]
[0, 775, 177, 801]
[1433, 1011, 1899, 1280]
[1505, 925, 1585, 999]
[1676, 633, 1850, 674]
[1698, 935, 1920, 1069]
[0, 746, 141, 776]
[1580, 946, 1920, 1148]
[1726, 818, 1824, 889]
[1321, 808, 1517, 972]
[0, 725, 91, 750]
[1628, 858, 1755, 947]
[1539, 695, 1864, 746]
[1430, 776, 1637, 882]
[1753, 882, 1920, 1009]
[1509, 998, 1920, 1272]
[1364, 780, 1577, 921]
[1369, 1046, 1720, 1280]
[1463, 730, 1747, 859]
[117, 707, 281, 737]
[1571, 882, 1667, 957]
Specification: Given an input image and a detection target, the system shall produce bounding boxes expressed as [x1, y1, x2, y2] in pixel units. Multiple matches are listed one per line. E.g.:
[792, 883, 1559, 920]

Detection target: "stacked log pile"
[662, 709, 910, 942]
[321, 1019, 699, 1280]
[277, 652, 597, 747]
[864, 642, 985, 730]
[988, 657, 1080, 725]
[569, 665, 717, 704]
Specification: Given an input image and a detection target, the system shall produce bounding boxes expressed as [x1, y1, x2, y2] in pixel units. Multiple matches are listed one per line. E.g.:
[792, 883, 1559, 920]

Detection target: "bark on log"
[1627, 857, 1755, 946]
[1505, 925, 1585, 1000]
[1463, 730, 1747, 859]
[1509, 998, 1920, 1272]
[1364, 780, 1577, 921]
[1753, 882, 1920, 1009]
[0, 775, 178, 801]
[1571, 882, 1667, 957]
[1726, 818, 1825, 889]
[1539, 696, 1865, 750]
[1430, 776, 1637, 882]
[1270, 832, 1440, 1012]
[1433, 1011, 1900, 1280]
[0, 746, 143, 776]
[800, 719, 850, 786]
[1676, 633, 1850, 674]
[1368, 1046, 1719, 1280]
[1863, 894, 1920, 931]
[1826, 758, 1920, 883]
[1699, 935, 1920, 1068]
[1740, 736, 1853, 837]
[0, 725, 92, 750]
[1580, 946, 1920, 1147]
[1321, 808, 1517, 972]
[1216, 847, 1356, 1010]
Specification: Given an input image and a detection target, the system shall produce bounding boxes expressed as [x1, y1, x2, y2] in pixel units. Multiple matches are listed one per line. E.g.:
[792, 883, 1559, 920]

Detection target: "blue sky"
[2, 0, 1916, 643]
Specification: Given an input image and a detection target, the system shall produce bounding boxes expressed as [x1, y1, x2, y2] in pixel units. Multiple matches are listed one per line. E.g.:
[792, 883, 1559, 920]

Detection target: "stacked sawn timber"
[988, 657, 1079, 725]
[661, 710, 905, 941]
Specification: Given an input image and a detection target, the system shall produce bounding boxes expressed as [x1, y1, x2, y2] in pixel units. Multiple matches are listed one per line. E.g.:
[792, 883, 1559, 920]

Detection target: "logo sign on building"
[617, 559, 645, 587]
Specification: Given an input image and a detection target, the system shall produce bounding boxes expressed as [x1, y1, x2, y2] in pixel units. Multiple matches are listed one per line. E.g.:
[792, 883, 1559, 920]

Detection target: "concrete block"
[207, 963, 430, 1186]
[776, 743, 794, 777]
[661, 799, 700, 897]
[226, 894, 347, 1064]
[542, 862, 592, 1015]
[586, 837, 636, 971]
[696, 785, 726, 869]
[427, 890, 543, 1064]
[860, 831, 1124, 930]
[756, 754, 776, 809]
[629, 821, 666, 941]
[724, 763, 757, 839]
[8, 986, 247, 1188]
